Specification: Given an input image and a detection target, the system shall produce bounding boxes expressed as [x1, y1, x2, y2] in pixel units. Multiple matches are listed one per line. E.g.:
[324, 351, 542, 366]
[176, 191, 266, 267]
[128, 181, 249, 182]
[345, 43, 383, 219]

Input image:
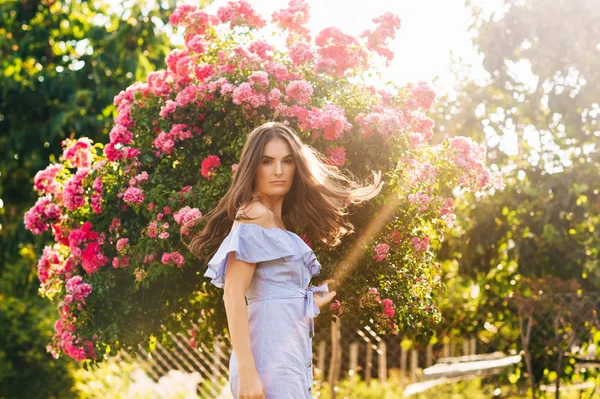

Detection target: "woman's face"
[254, 138, 296, 198]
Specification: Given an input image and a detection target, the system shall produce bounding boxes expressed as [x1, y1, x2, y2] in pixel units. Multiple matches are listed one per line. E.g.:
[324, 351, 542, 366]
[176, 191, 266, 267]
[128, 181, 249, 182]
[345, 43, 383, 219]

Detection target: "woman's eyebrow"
[261, 154, 293, 159]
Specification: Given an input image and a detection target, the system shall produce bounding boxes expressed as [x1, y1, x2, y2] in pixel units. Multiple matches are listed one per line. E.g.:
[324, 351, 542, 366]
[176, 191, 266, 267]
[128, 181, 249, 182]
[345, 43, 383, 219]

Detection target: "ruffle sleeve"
[203, 223, 297, 288]
[303, 250, 322, 278]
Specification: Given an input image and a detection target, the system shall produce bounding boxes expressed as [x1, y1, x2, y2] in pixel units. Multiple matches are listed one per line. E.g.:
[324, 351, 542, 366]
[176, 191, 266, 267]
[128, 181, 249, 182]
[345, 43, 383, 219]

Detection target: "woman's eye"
[262, 159, 293, 164]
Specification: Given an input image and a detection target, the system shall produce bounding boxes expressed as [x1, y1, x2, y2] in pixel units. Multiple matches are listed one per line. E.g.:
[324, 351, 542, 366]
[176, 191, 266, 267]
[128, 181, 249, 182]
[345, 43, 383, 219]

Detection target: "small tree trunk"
[554, 315, 576, 399]
[519, 306, 537, 399]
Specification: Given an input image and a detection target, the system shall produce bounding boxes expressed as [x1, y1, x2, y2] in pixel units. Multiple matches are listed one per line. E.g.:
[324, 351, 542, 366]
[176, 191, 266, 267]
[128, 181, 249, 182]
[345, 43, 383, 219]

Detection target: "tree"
[435, 0, 599, 284]
[0, 0, 173, 395]
[433, 0, 600, 394]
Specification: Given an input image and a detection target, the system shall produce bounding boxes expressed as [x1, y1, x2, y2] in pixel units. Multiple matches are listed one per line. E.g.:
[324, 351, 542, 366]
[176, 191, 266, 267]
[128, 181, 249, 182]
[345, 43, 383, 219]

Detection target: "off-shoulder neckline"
[231, 222, 303, 240]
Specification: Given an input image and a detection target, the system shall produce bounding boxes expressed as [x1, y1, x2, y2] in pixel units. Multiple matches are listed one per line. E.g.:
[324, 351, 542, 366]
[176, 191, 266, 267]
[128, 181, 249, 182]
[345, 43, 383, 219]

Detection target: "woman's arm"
[223, 253, 258, 372]
[223, 204, 272, 373]
[223, 249, 266, 398]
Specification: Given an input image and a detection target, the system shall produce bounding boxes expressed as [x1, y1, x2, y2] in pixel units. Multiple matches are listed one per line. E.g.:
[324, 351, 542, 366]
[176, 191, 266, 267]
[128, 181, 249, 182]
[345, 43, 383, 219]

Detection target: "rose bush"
[25, 0, 502, 362]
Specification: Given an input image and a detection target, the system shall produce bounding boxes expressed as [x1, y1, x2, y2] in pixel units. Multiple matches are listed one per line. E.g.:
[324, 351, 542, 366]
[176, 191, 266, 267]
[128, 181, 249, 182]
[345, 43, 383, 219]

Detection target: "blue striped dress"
[204, 222, 328, 398]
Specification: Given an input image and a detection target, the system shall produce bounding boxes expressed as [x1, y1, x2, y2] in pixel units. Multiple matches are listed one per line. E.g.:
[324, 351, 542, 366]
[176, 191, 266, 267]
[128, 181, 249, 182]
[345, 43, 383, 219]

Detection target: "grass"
[313, 369, 598, 399]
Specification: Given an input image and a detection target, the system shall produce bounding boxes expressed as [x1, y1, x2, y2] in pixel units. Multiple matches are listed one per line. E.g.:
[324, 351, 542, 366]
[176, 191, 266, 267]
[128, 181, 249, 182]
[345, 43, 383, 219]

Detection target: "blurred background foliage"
[432, 0, 599, 393]
[0, 0, 176, 396]
[434, 0, 599, 300]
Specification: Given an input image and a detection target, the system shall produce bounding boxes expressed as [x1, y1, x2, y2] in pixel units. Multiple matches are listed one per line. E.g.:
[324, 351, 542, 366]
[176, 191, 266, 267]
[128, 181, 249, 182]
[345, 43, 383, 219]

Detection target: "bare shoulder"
[233, 201, 278, 229]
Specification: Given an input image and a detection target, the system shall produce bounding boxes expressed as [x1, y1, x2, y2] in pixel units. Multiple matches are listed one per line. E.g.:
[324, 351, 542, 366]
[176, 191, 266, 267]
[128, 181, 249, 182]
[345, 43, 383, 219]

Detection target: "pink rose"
[116, 238, 129, 252]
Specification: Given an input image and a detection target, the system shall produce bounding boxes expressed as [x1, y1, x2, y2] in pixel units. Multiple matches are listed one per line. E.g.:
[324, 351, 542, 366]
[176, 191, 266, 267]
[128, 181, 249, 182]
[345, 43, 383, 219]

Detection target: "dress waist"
[246, 280, 329, 337]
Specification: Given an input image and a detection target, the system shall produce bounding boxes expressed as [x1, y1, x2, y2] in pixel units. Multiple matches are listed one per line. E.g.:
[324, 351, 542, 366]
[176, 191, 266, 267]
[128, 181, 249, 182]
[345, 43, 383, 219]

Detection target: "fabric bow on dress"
[305, 283, 329, 338]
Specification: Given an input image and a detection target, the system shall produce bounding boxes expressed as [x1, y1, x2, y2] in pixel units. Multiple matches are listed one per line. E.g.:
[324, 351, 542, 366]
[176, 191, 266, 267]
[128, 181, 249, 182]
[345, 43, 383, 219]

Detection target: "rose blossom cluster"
[329, 300, 343, 315]
[37, 244, 74, 285]
[271, 0, 311, 41]
[372, 243, 390, 262]
[449, 137, 505, 192]
[62, 168, 89, 211]
[355, 80, 436, 144]
[325, 146, 346, 166]
[104, 108, 140, 162]
[217, 0, 266, 29]
[68, 221, 109, 274]
[408, 191, 431, 212]
[63, 138, 93, 169]
[360, 12, 401, 64]
[152, 124, 201, 156]
[48, 275, 96, 361]
[289, 42, 314, 66]
[24, 195, 62, 235]
[315, 27, 368, 76]
[173, 206, 202, 234]
[119, 171, 150, 207]
[161, 251, 186, 267]
[356, 108, 406, 140]
[34, 164, 64, 194]
[411, 235, 430, 252]
[359, 288, 398, 334]
[201, 155, 221, 179]
[440, 198, 456, 228]
[148, 217, 171, 240]
[91, 176, 103, 214]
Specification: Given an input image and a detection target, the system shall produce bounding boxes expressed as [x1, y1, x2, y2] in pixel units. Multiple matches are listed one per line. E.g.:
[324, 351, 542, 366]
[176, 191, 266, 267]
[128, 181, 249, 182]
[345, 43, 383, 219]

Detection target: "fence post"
[213, 339, 222, 381]
[469, 337, 477, 355]
[425, 344, 433, 367]
[328, 317, 342, 398]
[378, 341, 387, 383]
[443, 342, 450, 358]
[349, 342, 359, 376]
[335, 319, 342, 381]
[328, 318, 337, 398]
[349, 342, 359, 391]
[410, 349, 418, 384]
[317, 341, 326, 381]
[400, 344, 407, 380]
[365, 341, 373, 383]
[463, 339, 470, 356]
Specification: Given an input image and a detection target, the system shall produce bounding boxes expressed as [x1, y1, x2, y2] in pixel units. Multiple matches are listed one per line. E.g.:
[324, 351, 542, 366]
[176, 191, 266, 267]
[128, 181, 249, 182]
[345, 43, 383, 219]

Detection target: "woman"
[187, 122, 383, 398]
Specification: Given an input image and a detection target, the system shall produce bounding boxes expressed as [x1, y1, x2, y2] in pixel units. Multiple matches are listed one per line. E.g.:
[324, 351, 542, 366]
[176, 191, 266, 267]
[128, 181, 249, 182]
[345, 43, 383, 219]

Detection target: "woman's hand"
[314, 279, 337, 309]
[238, 367, 266, 399]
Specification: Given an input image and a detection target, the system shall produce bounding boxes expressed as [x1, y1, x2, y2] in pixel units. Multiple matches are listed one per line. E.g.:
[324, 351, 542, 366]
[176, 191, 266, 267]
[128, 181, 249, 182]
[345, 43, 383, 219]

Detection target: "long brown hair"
[185, 121, 383, 260]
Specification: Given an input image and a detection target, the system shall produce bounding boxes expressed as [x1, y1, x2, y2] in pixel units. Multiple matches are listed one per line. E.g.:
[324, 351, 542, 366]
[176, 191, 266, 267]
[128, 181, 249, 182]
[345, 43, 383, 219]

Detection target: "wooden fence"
[110, 292, 600, 398]
[113, 317, 482, 398]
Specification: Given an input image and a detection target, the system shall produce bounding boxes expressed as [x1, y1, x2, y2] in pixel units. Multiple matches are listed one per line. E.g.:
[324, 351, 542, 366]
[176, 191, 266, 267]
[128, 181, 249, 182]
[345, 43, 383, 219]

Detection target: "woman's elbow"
[223, 286, 244, 302]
